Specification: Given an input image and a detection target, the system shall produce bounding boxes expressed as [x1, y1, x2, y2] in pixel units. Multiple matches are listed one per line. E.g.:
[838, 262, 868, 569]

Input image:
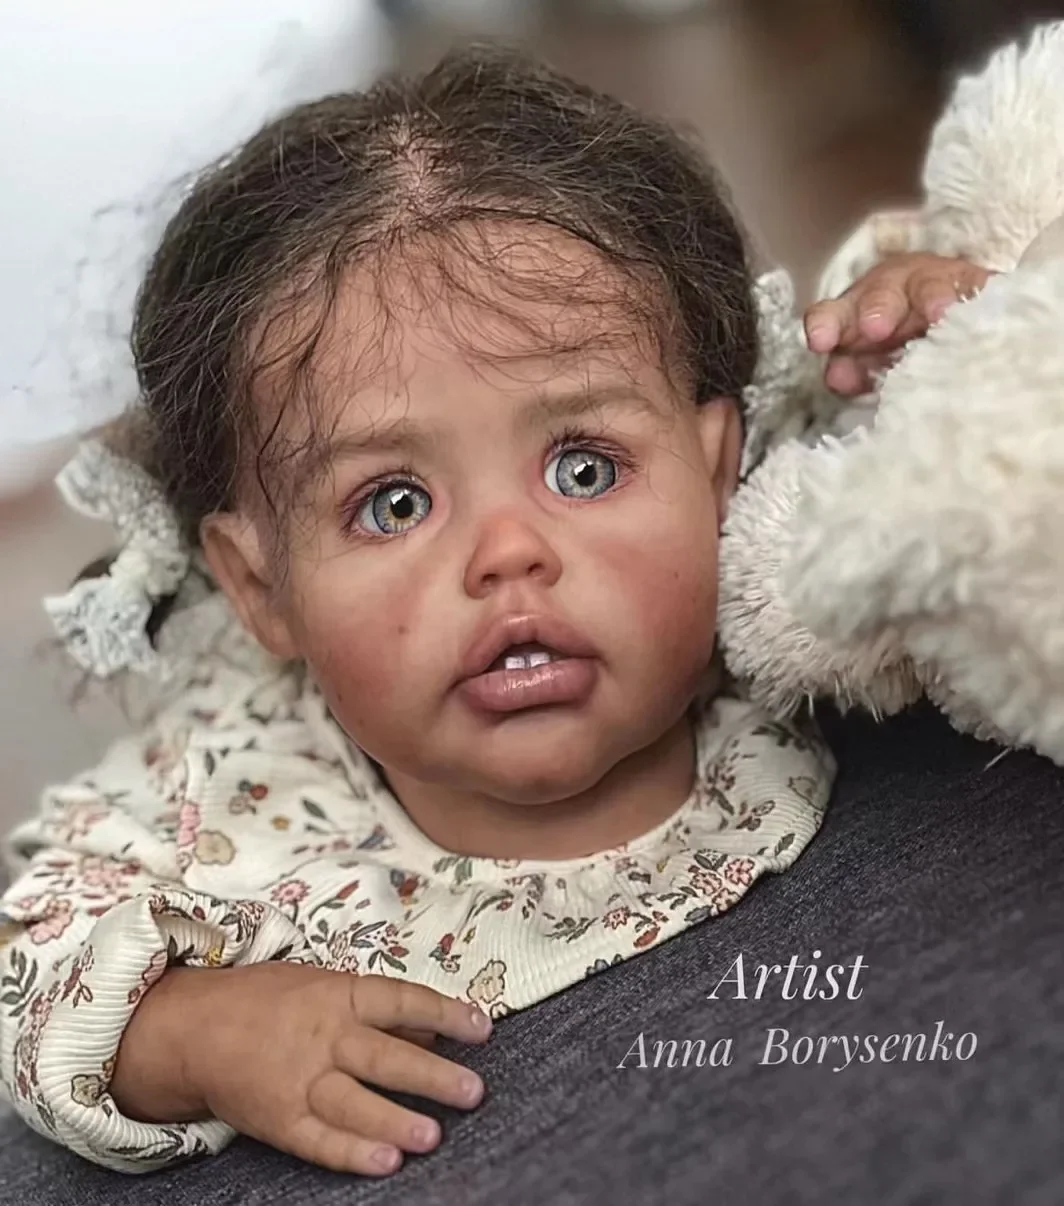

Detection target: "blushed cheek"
[594, 518, 720, 679]
[288, 584, 426, 747]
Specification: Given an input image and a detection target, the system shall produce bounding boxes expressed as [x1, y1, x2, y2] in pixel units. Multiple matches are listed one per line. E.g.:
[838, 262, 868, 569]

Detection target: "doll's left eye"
[545, 450, 618, 499]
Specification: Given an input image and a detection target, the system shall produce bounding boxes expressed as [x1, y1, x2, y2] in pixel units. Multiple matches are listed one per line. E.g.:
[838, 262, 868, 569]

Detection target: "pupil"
[391, 490, 414, 520]
[574, 459, 597, 488]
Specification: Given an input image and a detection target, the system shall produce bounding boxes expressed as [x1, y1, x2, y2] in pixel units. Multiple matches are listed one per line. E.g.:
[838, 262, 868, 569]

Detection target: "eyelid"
[546, 425, 638, 469]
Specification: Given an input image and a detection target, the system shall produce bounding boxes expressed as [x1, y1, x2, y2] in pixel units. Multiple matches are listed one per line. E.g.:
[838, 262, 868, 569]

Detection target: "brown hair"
[125, 42, 758, 546]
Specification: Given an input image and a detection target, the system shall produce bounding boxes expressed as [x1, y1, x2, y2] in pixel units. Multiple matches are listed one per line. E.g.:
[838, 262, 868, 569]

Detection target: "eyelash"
[340, 463, 421, 538]
[546, 424, 638, 478]
[339, 427, 637, 538]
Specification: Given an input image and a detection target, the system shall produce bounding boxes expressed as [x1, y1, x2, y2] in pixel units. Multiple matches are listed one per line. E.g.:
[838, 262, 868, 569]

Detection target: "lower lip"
[458, 658, 598, 715]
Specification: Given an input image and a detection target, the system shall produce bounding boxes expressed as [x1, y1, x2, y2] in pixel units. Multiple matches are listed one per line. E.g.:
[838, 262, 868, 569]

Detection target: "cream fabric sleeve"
[0, 693, 309, 1174]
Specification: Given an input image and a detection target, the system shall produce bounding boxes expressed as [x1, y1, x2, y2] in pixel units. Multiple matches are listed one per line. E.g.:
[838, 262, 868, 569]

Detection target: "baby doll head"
[128, 46, 757, 811]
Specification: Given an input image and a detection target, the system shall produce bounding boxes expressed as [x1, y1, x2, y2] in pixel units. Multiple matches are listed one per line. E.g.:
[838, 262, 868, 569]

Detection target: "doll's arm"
[0, 670, 307, 1172]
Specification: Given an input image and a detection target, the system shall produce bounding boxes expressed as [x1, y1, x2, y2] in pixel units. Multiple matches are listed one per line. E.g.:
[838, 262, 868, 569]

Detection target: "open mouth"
[457, 618, 599, 715]
[486, 643, 564, 673]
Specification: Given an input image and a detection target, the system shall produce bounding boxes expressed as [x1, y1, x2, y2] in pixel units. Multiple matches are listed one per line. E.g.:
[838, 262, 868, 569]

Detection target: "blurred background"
[2, 0, 1063, 827]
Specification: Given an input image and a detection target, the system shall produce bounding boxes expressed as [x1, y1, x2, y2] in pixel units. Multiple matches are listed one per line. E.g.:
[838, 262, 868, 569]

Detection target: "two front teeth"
[495, 645, 558, 671]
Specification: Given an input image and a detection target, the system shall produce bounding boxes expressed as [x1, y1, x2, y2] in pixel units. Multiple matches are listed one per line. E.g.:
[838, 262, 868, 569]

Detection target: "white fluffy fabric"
[718, 20, 1064, 764]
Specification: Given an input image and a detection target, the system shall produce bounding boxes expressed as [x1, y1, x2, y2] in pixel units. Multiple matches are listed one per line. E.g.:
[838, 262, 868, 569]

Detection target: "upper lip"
[457, 612, 599, 683]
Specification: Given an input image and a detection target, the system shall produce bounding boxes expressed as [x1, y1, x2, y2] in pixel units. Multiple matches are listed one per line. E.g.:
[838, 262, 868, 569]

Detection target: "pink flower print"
[723, 857, 756, 888]
[52, 801, 109, 843]
[79, 858, 138, 896]
[27, 898, 74, 945]
[176, 801, 201, 850]
[271, 879, 309, 907]
[689, 868, 728, 901]
[60, 947, 95, 1007]
[128, 949, 169, 1008]
[603, 906, 631, 931]
[326, 929, 362, 973]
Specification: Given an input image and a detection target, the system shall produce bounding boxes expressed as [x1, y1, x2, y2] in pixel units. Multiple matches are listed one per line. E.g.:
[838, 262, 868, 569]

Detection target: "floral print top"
[0, 597, 834, 1174]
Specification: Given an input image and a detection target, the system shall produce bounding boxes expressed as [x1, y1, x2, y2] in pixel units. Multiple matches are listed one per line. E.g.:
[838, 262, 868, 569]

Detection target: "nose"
[463, 514, 563, 599]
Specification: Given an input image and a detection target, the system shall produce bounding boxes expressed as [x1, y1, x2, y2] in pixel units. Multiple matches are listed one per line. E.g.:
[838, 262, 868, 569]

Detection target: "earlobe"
[697, 396, 742, 520]
[200, 512, 298, 659]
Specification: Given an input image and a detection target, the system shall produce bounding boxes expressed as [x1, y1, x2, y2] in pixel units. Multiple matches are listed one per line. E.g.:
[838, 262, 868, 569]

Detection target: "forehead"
[266, 223, 677, 422]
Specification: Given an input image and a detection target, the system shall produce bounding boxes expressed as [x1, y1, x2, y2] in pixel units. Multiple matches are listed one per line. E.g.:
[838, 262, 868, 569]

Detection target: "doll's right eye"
[354, 482, 432, 537]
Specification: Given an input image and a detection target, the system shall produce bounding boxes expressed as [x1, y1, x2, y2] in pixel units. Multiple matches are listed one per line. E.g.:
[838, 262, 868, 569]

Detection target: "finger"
[825, 352, 899, 397]
[286, 1113, 405, 1176]
[824, 354, 872, 397]
[308, 1068, 443, 1154]
[852, 283, 910, 345]
[336, 1027, 485, 1110]
[804, 300, 846, 353]
[956, 263, 993, 299]
[909, 273, 963, 327]
[348, 975, 493, 1045]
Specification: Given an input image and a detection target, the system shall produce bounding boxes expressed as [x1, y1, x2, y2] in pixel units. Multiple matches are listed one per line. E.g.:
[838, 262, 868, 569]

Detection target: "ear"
[200, 512, 298, 660]
[696, 396, 742, 521]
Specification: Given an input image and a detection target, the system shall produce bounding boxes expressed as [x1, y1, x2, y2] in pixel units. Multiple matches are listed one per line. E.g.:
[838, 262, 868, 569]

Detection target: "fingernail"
[373, 1145, 401, 1173]
[859, 309, 889, 333]
[410, 1120, 439, 1148]
[805, 322, 832, 351]
[460, 1072, 484, 1104]
[469, 1007, 492, 1034]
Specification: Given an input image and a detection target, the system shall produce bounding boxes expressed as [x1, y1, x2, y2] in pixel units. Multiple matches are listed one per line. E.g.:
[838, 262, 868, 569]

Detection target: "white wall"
[0, 0, 389, 487]
[0, 1, 389, 829]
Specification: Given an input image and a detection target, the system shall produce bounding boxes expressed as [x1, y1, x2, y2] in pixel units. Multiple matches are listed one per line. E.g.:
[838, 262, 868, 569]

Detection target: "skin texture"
[204, 227, 742, 861]
[110, 964, 492, 1176]
[805, 251, 994, 396]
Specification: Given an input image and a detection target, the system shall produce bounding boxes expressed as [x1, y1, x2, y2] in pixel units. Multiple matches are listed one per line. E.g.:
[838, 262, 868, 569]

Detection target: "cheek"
[590, 491, 721, 671]
[281, 555, 438, 737]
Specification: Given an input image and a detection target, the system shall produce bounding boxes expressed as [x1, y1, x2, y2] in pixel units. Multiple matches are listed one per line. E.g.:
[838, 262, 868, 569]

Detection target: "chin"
[470, 715, 620, 805]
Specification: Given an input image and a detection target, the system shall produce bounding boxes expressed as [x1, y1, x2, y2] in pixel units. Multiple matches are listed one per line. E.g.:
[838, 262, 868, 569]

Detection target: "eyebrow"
[292, 418, 437, 498]
[516, 385, 659, 433]
[294, 385, 656, 496]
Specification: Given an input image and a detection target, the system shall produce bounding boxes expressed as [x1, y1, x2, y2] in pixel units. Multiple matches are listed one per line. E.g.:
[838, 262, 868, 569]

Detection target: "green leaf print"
[433, 855, 474, 886]
[370, 950, 409, 973]
[302, 798, 328, 821]
[774, 832, 795, 856]
[545, 916, 596, 943]
[470, 892, 514, 918]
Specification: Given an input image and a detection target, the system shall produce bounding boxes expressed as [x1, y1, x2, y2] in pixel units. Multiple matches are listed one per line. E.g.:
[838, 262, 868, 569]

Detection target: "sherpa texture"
[719, 20, 1064, 765]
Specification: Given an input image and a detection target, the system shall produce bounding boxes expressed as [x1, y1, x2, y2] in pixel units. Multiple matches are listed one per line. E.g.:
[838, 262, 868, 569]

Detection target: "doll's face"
[207, 227, 740, 806]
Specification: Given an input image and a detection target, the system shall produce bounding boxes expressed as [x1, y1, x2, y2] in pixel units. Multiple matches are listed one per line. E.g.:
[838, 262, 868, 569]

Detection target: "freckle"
[398, 624, 409, 636]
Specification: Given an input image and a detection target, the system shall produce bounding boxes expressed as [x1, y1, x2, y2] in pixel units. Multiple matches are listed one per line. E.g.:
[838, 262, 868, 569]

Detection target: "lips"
[458, 613, 598, 683]
[455, 613, 600, 715]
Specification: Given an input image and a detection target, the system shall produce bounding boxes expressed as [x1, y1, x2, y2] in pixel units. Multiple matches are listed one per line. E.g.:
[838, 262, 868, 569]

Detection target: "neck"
[384, 712, 697, 860]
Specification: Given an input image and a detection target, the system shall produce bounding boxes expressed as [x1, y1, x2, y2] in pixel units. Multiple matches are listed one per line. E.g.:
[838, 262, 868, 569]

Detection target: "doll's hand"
[112, 962, 491, 1176]
[804, 252, 994, 396]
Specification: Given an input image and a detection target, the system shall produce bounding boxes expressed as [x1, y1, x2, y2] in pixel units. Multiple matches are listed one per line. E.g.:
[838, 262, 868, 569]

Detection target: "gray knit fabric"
[1, 704, 1061, 1205]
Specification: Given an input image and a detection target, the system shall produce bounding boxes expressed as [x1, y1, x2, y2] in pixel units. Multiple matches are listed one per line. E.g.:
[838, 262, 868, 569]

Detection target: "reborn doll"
[719, 20, 1064, 767]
